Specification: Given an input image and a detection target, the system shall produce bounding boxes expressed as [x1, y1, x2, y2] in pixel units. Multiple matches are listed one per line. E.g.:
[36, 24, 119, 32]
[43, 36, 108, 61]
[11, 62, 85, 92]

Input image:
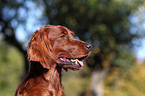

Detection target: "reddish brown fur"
[15, 25, 91, 96]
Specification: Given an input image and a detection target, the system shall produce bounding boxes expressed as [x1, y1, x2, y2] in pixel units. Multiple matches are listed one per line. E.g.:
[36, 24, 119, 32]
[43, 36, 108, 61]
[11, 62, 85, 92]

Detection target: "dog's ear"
[28, 29, 55, 69]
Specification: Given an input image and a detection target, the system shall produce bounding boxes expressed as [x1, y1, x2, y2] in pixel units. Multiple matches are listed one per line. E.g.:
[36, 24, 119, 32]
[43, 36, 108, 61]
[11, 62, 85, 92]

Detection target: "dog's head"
[28, 25, 91, 70]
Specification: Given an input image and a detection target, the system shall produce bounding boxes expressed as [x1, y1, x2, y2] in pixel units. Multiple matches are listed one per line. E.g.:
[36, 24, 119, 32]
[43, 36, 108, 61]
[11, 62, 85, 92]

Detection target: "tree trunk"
[90, 70, 108, 96]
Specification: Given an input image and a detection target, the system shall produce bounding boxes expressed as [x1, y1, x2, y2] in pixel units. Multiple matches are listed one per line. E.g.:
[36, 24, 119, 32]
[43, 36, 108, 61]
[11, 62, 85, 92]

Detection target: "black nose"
[85, 44, 92, 50]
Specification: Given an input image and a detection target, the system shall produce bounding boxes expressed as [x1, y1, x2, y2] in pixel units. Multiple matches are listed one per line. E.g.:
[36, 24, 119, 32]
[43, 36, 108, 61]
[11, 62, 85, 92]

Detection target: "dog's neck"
[43, 63, 63, 85]
[17, 61, 64, 96]
[28, 61, 63, 87]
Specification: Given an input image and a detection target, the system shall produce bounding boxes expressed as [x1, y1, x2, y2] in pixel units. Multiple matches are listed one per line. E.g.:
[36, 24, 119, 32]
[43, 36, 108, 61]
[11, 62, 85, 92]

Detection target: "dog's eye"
[60, 35, 66, 38]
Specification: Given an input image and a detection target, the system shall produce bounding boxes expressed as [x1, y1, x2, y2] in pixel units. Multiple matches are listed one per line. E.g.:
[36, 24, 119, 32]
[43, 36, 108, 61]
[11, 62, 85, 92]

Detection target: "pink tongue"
[76, 59, 83, 67]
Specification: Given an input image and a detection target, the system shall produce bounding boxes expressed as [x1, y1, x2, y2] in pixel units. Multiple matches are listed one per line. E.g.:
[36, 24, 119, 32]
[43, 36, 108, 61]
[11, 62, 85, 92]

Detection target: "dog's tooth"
[71, 59, 76, 62]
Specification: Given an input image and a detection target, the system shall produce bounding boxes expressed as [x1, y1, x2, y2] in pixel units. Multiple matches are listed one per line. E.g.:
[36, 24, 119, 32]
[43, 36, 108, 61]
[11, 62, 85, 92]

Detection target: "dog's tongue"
[76, 59, 83, 67]
[71, 59, 83, 67]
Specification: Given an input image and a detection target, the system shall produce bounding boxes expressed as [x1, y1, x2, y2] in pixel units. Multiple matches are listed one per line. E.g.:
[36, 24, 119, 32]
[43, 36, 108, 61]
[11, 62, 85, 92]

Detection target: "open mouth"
[58, 55, 88, 67]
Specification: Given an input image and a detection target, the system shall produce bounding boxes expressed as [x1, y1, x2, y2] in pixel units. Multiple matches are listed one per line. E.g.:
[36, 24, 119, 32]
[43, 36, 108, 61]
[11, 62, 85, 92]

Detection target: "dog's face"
[28, 25, 91, 70]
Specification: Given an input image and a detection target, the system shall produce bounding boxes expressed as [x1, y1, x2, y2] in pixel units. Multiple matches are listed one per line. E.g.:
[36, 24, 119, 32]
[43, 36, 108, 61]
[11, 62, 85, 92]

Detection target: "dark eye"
[60, 35, 66, 38]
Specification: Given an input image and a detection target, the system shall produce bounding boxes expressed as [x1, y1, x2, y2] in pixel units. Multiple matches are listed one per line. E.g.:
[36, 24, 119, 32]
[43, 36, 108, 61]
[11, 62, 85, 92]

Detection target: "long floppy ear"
[27, 29, 56, 69]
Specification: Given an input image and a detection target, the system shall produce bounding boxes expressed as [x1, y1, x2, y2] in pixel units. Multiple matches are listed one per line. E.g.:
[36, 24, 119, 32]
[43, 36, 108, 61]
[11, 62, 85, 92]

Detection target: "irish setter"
[15, 25, 91, 96]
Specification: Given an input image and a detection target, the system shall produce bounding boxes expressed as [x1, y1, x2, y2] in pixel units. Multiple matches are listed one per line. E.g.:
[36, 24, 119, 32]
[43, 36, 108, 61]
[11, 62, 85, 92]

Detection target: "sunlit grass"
[0, 41, 24, 96]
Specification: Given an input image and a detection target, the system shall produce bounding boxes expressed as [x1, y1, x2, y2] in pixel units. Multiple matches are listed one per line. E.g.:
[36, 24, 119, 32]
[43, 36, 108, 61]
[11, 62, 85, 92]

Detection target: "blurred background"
[0, 0, 145, 96]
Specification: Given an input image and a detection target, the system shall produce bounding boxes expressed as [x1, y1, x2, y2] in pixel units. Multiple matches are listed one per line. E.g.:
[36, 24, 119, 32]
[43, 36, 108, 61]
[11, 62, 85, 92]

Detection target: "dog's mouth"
[58, 55, 88, 70]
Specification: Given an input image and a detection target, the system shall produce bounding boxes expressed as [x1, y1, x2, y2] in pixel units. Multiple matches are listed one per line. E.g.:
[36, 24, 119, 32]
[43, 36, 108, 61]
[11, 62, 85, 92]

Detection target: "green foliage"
[105, 64, 145, 96]
[0, 41, 24, 96]
[111, 47, 135, 68]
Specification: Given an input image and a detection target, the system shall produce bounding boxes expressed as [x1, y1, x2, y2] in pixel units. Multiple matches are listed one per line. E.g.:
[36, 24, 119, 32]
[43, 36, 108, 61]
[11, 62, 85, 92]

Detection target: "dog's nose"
[85, 44, 92, 50]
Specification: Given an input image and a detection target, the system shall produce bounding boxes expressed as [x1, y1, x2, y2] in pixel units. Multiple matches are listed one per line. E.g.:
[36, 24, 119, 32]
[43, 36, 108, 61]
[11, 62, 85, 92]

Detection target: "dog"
[15, 25, 91, 96]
